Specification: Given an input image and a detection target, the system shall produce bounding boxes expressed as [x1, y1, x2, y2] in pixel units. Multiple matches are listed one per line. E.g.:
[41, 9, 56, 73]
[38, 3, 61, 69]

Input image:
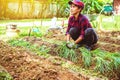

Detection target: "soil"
[0, 29, 120, 80]
[97, 31, 120, 52]
[0, 40, 82, 80]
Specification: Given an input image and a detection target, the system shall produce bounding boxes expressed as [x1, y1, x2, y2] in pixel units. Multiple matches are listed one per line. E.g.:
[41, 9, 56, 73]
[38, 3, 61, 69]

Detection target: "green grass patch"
[90, 15, 120, 31]
[8, 39, 50, 58]
[0, 65, 13, 80]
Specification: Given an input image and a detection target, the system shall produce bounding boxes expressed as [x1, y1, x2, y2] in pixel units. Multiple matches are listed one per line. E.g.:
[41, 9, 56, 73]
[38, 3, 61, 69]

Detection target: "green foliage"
[0, 72, 13, 80]
[8, 39, 31, 48]
[106, 53, 120, 70]
[37, 45, 50, 56]
[79, 48, 120, 78]
[0, 65, 13, 80]
[99, 0, 113, 4]
[92, 49, 120, 75]
[8, 39, 50, 58]
[0, 27, 5, 35]
[83, 0, 103, 13]
[19, 25, 48, 38]
[80, 47, 92, 68]
[94, 57, 111, 74]
[56, 42, 77, 62]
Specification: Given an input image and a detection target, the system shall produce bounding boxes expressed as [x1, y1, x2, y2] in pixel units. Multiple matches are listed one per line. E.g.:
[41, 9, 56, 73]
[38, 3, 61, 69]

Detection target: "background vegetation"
[0, 0, 113, 19]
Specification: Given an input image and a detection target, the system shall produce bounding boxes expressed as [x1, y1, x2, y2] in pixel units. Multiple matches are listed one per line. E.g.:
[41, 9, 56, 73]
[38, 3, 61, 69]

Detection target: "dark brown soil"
[97, 31, 120, 52]
[0, 30, 119, 80]
[0, 40, 82, 80]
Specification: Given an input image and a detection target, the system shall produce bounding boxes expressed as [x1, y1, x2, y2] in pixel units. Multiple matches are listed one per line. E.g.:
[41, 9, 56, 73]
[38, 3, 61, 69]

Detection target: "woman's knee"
[69, 27, 77, 33]
[85, 28, 94, 35]
[69, 27, 78, 35]
[86, 28, 94, 32]
[69, 27, 79, 40]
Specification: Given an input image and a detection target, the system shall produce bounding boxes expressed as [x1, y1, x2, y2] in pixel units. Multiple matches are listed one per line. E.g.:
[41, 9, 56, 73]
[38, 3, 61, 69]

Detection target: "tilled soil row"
[0, 37, 106, 80]
[97, 31, 120, 38]
[0, 40, 85, 80]
[97, 31, 120, 52]
[97, 42, 120, 52]
[98, 36, 120, 45]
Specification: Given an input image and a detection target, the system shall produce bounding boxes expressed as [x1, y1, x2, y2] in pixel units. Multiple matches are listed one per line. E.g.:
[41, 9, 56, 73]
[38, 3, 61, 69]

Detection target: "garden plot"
[0, 19, 120, 80]
[0, 39, 109, 80]
[17, 30, 120, 80]
[0, 40, 86, 80]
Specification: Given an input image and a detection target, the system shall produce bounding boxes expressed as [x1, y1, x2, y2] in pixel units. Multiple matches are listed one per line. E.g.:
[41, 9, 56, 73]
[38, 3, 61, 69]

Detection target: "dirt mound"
[99, 36, 120, 45]
[97, 31, 120, 52]
[0, 40, 81, 80]
[97, 31, 120, 37]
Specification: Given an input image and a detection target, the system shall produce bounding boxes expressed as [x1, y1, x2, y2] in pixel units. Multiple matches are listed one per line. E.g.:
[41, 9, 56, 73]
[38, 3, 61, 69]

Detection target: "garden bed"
[0, 40, 83, 80]
[0, 24, 120, 80]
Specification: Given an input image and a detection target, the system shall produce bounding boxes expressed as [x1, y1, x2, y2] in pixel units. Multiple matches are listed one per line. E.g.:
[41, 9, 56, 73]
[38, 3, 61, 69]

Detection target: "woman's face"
[70, 4, 81, 16]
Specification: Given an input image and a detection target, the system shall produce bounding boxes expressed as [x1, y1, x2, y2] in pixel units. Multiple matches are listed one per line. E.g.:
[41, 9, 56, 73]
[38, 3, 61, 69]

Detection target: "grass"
[0, 28, 6, 35]
[0, 18, 66, 38]
[91, 15, 120, 31]
[0, 65, 13, 80]
[0, 15, 120, 37]
[8, 39, 51, 58]
[93, 50, 120, 76]
[0, 72, 13, 80]
[100, 15, 120, 30]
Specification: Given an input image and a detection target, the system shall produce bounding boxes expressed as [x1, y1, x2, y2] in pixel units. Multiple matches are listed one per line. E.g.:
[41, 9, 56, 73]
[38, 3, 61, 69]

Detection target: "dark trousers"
[69, 27, 98, 46]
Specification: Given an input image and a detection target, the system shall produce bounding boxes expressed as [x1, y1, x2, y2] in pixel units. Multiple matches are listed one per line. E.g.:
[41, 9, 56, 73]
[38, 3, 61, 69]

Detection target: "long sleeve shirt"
[66, 14, 92, 39]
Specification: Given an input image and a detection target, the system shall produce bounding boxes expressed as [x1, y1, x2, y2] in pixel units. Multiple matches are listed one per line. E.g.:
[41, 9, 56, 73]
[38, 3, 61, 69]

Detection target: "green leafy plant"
[94, 56, 111, 74]
[8, 39, 31, 48]
[92, 49, 111, 74]
[38, 45, 50, 55]
[83, 0, 103, 13]
[0, 72, 13, 80]
[105, 53, 120, 70]
[92, 49, 120, 77]
[8, 39, 50, 58]
[0, 65, 13, 80]
[79, 48, 120, 79]
[56, 42, 77, 62]
[80, 47, 92, 68]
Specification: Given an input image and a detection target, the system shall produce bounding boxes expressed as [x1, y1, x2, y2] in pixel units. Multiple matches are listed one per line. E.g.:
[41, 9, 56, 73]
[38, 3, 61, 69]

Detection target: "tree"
[82, 0, 103, 14]
[0, 0, 8, 19]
